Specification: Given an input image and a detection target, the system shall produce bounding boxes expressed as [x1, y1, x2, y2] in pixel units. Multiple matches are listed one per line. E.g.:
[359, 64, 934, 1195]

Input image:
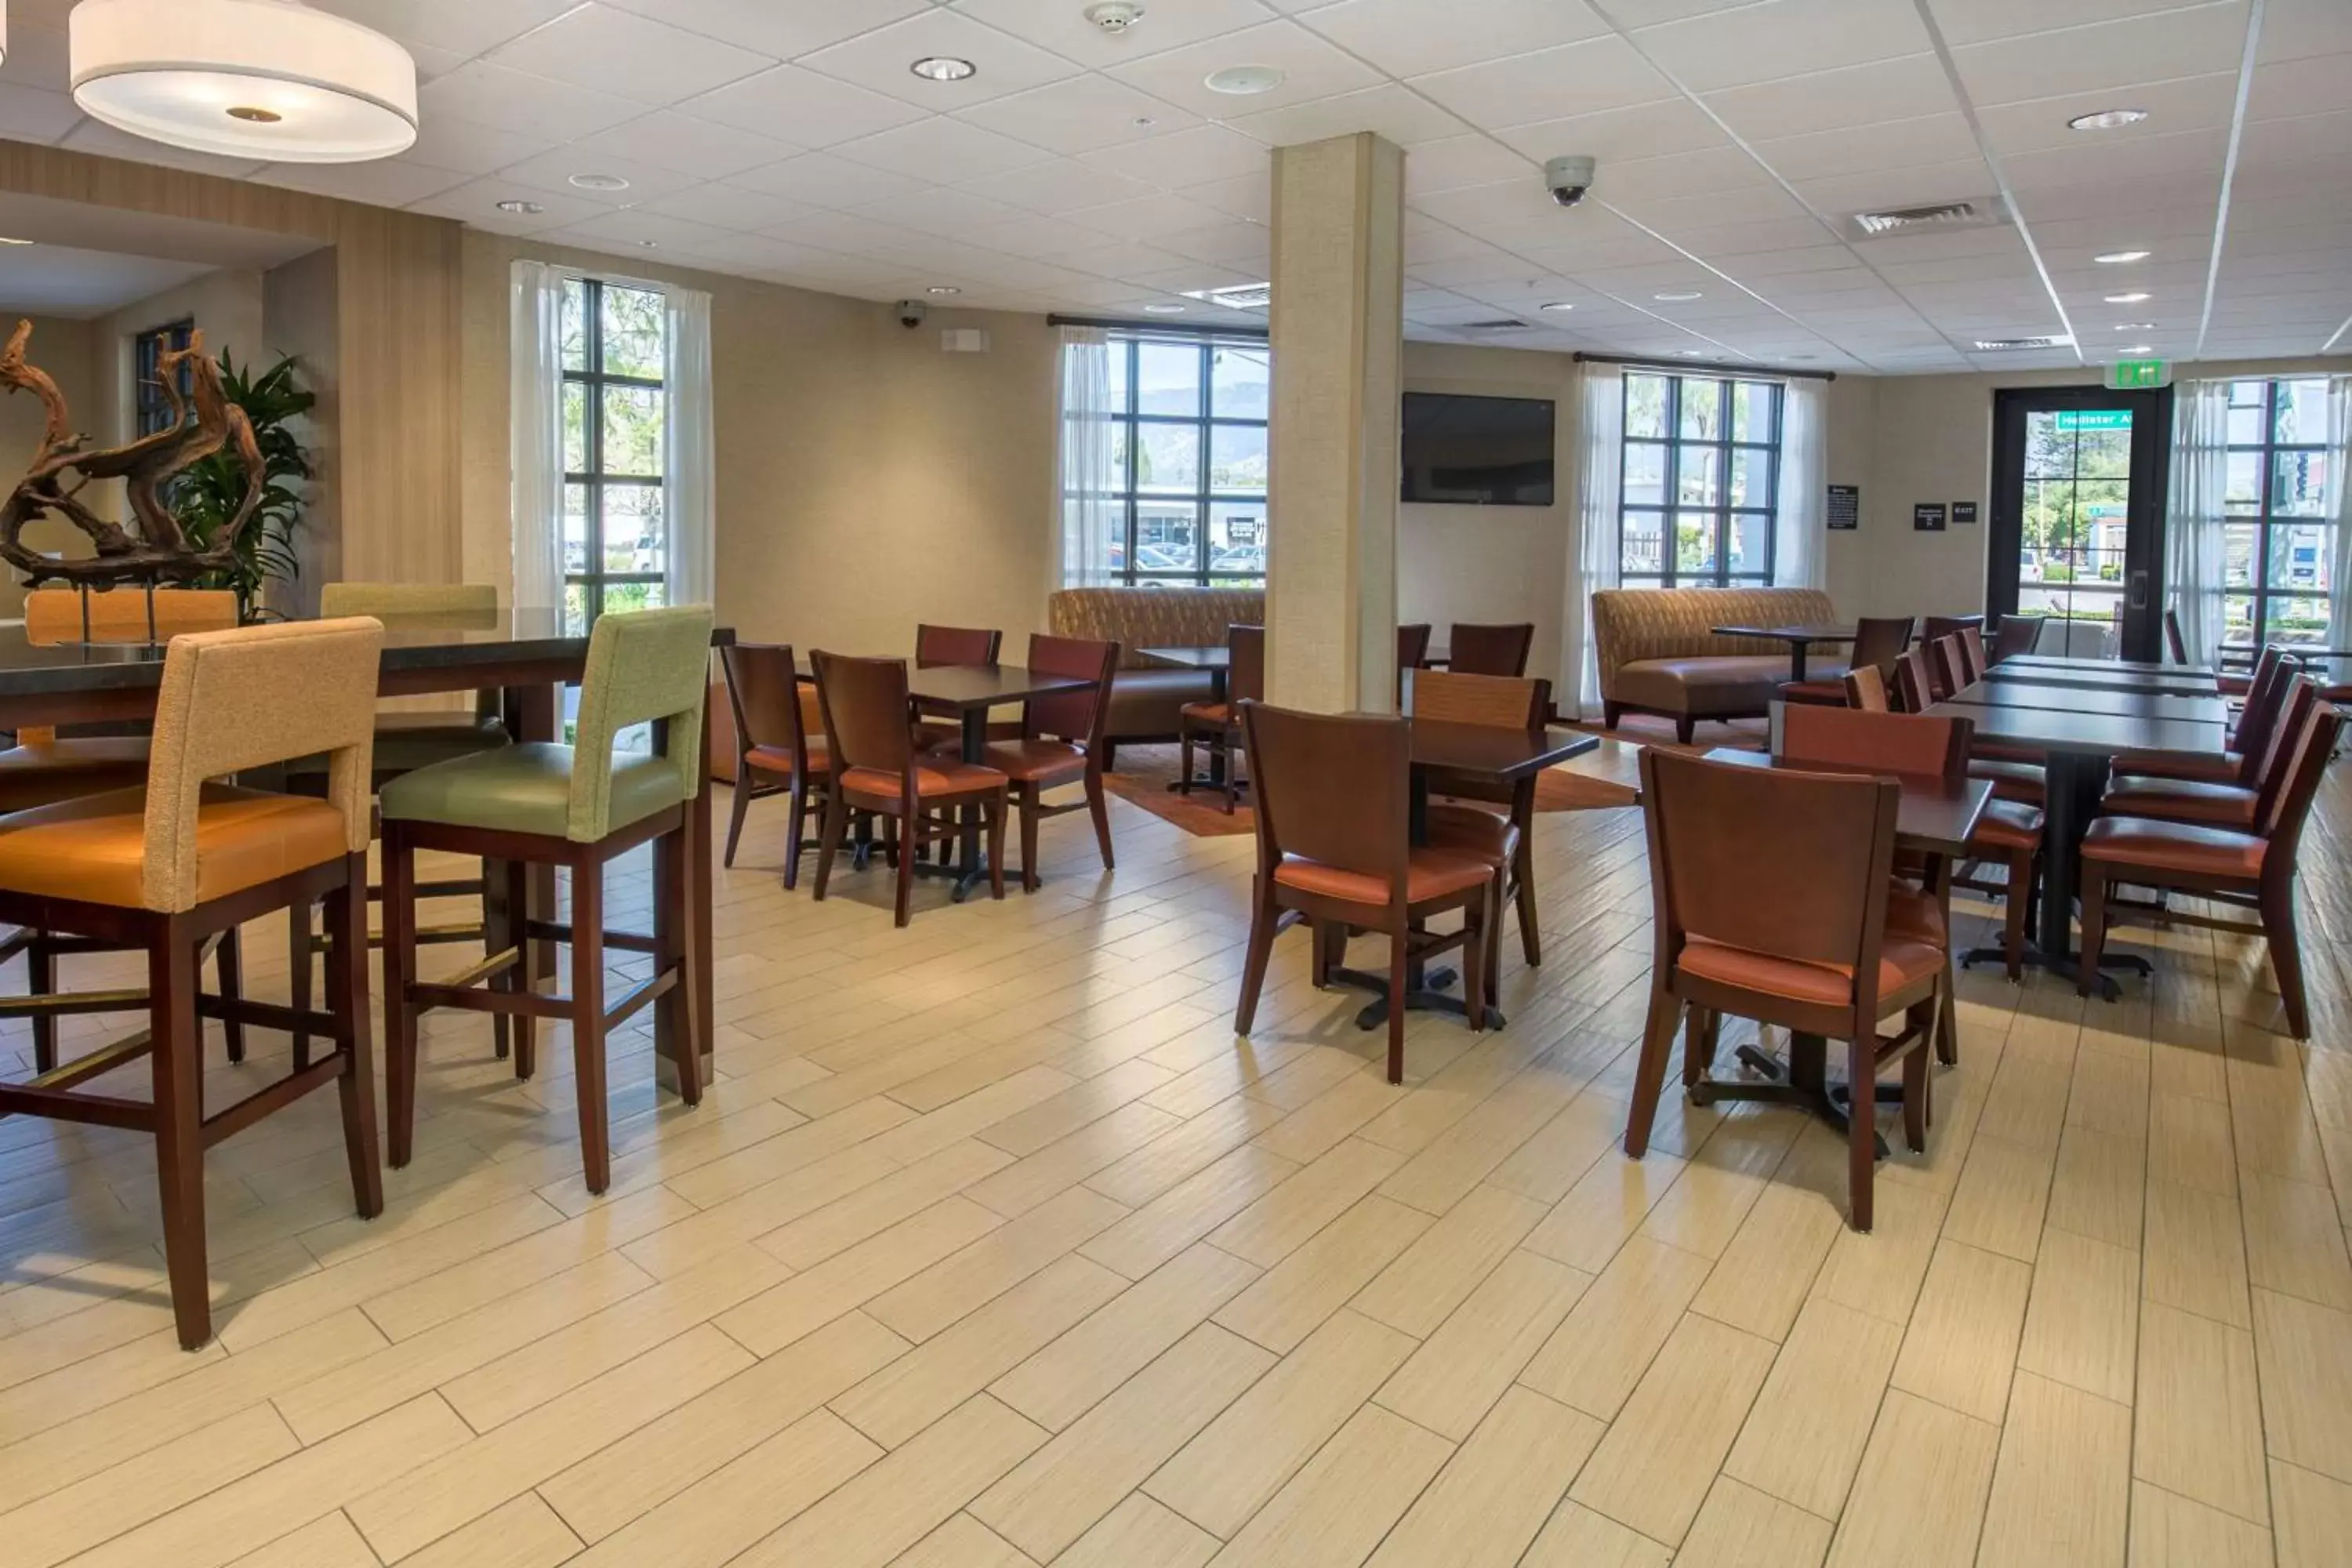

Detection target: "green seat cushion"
[377, 742, 684, 840]
[285, 711, 512, 779]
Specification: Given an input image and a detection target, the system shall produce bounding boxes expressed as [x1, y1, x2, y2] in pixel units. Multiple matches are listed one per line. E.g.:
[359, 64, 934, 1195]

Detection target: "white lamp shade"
[71, 0, 417, 163]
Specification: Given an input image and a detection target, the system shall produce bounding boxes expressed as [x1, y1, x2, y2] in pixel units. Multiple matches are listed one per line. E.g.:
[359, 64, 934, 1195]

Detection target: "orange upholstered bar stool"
[985, 633, 1119, 891]
[0, 619, 387, 1348]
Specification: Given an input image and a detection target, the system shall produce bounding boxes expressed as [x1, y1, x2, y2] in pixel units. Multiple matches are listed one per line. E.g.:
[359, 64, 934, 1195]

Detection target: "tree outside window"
[1617, 372, 1781, 588]
[562, 278, 669, 632]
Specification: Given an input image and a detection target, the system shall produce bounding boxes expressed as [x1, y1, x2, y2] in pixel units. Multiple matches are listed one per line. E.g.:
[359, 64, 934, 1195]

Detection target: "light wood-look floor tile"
[1974, 1370, 2132, 1568]
[1674, 1475, 1833, 1568]
[2127, 1482, 2274, 1567]
[2016, 1226, 2141, 1405]
[2134, 1302, 2270, 1526]
[1365, 1385, 1601, 1567]
[1568, 1311, 1777, 1547]
[1202, 1403, 1451, 1566]
[1820, 1391, 1999, 1568]
[2270, 1458, 2352, 1568]
[1722, 1297, 1905, 1522]
[1888, 1237, 2034, 1425]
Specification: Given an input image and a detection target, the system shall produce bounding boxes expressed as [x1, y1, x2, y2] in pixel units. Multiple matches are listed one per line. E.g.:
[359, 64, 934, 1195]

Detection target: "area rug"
[1102, 742, 1641, 837]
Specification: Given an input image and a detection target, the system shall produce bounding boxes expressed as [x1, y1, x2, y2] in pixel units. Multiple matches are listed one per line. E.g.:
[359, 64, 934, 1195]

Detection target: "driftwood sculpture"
[0, 318, 265, 588]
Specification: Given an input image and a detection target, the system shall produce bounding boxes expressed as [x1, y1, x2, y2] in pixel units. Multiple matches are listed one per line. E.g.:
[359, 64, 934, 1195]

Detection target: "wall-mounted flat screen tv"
[1400, 392, 1555, 506]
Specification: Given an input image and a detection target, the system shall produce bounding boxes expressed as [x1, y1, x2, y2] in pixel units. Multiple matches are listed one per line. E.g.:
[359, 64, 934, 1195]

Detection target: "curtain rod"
[1047, 313, 1269, 342]
[1573, 350, 1837, 381]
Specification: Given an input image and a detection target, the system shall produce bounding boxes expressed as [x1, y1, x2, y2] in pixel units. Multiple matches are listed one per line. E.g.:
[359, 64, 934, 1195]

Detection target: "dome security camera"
[1544, 154, 1597, 208]
[896, 299, 928, 329]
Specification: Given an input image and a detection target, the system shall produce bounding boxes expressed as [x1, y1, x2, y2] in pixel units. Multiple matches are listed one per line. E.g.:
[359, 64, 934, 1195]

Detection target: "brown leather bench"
[1592, 586, 1841, 742]
[1047, 586, 1264, 764]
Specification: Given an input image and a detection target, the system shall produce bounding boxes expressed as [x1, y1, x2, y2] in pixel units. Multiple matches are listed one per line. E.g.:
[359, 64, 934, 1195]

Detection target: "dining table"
[0, 607, 731, 1095]
[1709, 622, 1857, 684]
[1137, 644, 1242, 794]
[1694, 746, 1994, 1149]
[1931, 656, 2231, 996]
[1325, 720, 1598, 1031]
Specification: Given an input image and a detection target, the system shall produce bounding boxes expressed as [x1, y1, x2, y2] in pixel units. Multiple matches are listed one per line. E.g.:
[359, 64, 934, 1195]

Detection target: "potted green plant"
[170, 350, 312, 621]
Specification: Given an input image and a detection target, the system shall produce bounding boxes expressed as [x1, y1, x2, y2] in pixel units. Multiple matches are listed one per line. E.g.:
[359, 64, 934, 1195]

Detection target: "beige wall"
[459, 230, 1057, 652]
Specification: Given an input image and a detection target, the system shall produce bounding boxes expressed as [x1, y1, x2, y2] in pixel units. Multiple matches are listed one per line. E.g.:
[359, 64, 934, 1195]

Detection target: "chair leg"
[892, 811, 917, 927]
[2077, 864, 2110, 999]
[1847, 1034, 1876, 1231]
[1234, 882, 1277, 1034]
[570, 858, 611, 1194]
[1902, 1027, 1930, 1153]
[1624, 984, 1682, 1158]
[712, 772, 742, 867]
[1683, 1006, 1721, 1087]
[782, 780, 808, 891]
[1018, 787, 1041, 894]
[655, 823, 701, 1106]
[1675, 715, 1695, 745]
[27, 935, 55, 1076]
[381, 824, 419, 1169]
[812, 789, 848, 901]
[1385, 928, 1409, 1083]
[987, 793, 1008, 902]
[1220, 731, 1239, 815]
[2003, 848, 2031, 984]
[285, 898, 313, 1071]
[1936, 964, 1960, 1069]
[2261, 875, 2310, 1039]
[1512, 801, 1541, 967]
[1178, 728, 1196, 797]
[504, 856, 535, 1080]
[1085, 768, 1115, 872]
[213, 925, 245, 1065]
[149, 924, 210, 1350]
[325, 853, 384, 1221]
[1463, 898, 1486, 1033]
[481, 856, 510, 1063]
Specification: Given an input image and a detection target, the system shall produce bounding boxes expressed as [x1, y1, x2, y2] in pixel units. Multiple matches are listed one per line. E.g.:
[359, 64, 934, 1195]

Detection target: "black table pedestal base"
[1959, 944, 2151, 1000]
[1330, 963, 1506, 1032]
[1693, 1035, 1893, 1159]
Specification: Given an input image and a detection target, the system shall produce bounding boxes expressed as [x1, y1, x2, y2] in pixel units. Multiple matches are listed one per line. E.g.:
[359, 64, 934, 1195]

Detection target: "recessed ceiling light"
[1678, 348, 1707, 357]
[1131, 116, 1156, 127]
[1653, 291, 1702, 302]
[2068, 108, 2148, 131]
[2094, 249, 2151, 263]
[1142, 303, 1187, 314]
[909, 56, 976, 82]
[0, 237, 32, 247]
[2104, 291, 2151, 303]
[569, 172, 629, 191]
[2112, 321, 2155, 331]
[1539, 301, 1575, 313]
[2125, 344, 2153, 354]
[637, 240, 659, 249]
[927, 285, 961, 296]
[495, 199, 543, 215]
[1205, 64, 1284, 95]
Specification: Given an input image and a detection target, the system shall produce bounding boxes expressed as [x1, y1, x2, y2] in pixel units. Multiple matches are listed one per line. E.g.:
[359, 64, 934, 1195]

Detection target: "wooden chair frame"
[720, 641, 837, 890]
[1000, 635, 1120, 893]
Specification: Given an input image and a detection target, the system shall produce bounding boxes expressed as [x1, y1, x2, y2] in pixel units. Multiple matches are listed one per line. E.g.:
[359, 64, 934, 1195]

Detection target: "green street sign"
[2105, 358, 2169, 389]
[2054, 409, 2133, 432]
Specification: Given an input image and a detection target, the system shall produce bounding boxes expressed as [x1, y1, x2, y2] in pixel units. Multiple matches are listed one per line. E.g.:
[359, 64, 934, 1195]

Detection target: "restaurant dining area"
[4, 0, 2352, 1564]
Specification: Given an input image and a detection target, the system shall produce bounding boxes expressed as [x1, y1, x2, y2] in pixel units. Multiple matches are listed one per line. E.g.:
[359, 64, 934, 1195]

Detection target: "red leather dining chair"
[2101, 674, 2317, 833]
[1925, 633, 2045, 806]
[811, 652, 1008, 927]
[1628, 747, 1942, 1230]
[1446, 622, 1536, 677]
[720, 642, 833, 889]
[1958, 625, 1988, 682]
[1233, 701, 1494, 1084]
[1179, 624, 1264, 814]
[1407, 669, 1551, 1002]
[2080, 695, 2343, 1037]
[914, 623, 1009, 750]
[1783, 615, 1911, 706]
[985, 633, 1119, 890]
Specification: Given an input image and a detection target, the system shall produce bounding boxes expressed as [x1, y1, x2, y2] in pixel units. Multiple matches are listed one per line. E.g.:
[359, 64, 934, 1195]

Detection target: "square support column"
[1265, 132, 1405, 713]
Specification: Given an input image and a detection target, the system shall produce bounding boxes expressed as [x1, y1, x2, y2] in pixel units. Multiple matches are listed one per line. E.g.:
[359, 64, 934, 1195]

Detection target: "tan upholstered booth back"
[1589, 586, 1835, 701]
[1047, 588, 1265, 670]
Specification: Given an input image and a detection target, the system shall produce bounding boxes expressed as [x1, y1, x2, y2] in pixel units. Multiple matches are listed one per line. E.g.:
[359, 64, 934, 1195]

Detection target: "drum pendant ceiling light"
[70, 0, 417, 162]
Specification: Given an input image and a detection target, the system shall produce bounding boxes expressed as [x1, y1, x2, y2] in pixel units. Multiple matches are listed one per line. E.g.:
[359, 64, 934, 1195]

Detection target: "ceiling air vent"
[1460, 318, 1535, 333]
[1180, 282, 1270, 310]
[1972, 336, 2074, 351]
[1846, 196, 2009, 239]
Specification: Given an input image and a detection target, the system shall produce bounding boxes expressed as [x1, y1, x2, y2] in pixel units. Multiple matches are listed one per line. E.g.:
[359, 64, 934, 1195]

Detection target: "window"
[1617, 372, 1782, 587]
[133, 319, 196, 437]
[562, 277, 670, 632]
[1073, 333, 1269, 586]
[2220, 376, 2332, 650]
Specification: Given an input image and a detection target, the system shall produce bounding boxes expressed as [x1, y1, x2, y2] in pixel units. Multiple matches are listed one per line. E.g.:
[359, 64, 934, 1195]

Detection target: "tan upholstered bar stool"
[0, 619, 388, 1348]
[378, 606, 714, 1195]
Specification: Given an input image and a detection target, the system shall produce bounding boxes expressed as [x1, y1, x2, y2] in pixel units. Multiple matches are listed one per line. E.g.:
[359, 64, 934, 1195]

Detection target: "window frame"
[1616, 372, 1784, 590]
[133, 318, 196, 438]
[562, 276, 667, 631]
[1091, 332, 1270, 589]
[2223, 376, 2333, 651]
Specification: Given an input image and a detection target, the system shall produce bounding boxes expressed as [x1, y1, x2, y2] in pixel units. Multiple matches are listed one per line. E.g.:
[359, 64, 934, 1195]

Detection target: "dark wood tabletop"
[1702, 746, 1994, 855]
[1710, 623, 1857, 644]
[1930, 700, 2227, 760]
[901, 663, 1094, 710]
[1944, 679, 2230, 726]
[1984, 662, 2222, 699]
[1413, 722, 1596, 782]
[1998, 653, 2180, 676]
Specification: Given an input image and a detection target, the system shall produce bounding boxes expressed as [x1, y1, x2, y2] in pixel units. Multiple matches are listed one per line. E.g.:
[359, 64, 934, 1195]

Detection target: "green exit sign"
[2106, 358, 2169, 389]
[2054, 409, 2134, 432]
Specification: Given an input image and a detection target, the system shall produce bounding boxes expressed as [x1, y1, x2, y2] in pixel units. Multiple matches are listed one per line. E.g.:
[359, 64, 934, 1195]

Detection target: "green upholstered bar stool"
[377, 605, 713, 1194]
[283, 583, 516, 1067]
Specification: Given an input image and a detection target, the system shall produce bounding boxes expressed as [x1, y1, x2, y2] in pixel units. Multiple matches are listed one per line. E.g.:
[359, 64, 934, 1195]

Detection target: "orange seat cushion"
[1424, 801, 1519, 867]
[1969, 757, 2045, 803]
[982, 739, 1087, 784]
[1777, 678, 1848, 705]
[1180, 702, 1231, 725]
[840, 761, 1007, 802]
[2102, 775, 2256, 828]
[1676, 933, 1944, 1008]
[1971, 797, 2045, 851]
[2081, 815, 2263, 880]
[0, 786, 348, 910]
[745, 739, 827, 778]
[1273, 848, 1491, 907]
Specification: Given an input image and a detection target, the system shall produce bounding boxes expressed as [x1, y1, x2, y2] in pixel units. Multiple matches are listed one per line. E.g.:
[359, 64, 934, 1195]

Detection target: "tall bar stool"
[0, 619, 388, 1348]
[378, 606, 714, 1195]
[284, 583, 514, 1067]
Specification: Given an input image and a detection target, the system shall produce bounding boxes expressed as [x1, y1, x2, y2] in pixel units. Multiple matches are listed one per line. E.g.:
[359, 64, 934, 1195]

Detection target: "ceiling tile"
[566, 112, 801, 180]
[1156, 220, 1273, 265]
[1060, 193, 1247, 240]
[1058, 240, 1202, 278]
[1493, 99, 1730, 170]
[844, 187, 1033, 238]
[1083, 124, 1270, 187]
[310, 0, 579, 62]
[963, 158, 1166, 215]
[2257, 0, 2352, 63]
[799, 9, 1083, 109]
[1291, 0, 1609, 78]
[725, 152, 932, 209]
[1951, 4, 2254, 107]
[637, 183, 814, 232]
[1222, 84, 1469, 147]
[1105, 20, 1385, 119]
[2002, 126, 2229, 194]
[0, 83, 82, 144]
[256, 160, 470, 208]
[494, 146, 707, 207]
[1704, 54, 1956, 142]
[1634, 0, 1933, 93]
[759, 211, 931, 256]
[60, 121, 265, 179]
[1182, 170, 1276, 221]
[967, 213, 1123, 258]
[1752, 113, 1983, 183]
[953, 0, 1282, 70]
[419, 62, 648, 140]
[405, 178, 606, 234]
[399, 114, 561, 176]
[1790, 159, 1997, 215]
[602, 0, 931, 57]
[545, 206, 739, 254]
[1411, 36, 1678, 130]
[486, 4, 774, 106]
[829, 116, 1058, 183]
[2249, 53, 2352, 121]
[1403, 136, 1534, 196]
[956, 75, 1202, 157]
[1974, 69, 2241, 158]
[684, 66, 929, 147]
[1602, 146, 1789, 204]
[667, 234, 853, 273]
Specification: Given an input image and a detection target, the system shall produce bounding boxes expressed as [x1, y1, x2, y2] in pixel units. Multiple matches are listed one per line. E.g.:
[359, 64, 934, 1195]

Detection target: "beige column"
[1265, 132, 1405, 713]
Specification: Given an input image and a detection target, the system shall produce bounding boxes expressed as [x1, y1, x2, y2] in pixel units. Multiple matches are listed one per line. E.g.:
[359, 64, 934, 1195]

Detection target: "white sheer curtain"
[510, 260, 565, 612]
[2327, 375, 2352, 652]
[2165, 379, 2231, 669]
[1773, 377, 1827, 590]
[1573, 361, 1624, 717]
[1056, 325, 1117, 588]
[663, 285, 716, 609]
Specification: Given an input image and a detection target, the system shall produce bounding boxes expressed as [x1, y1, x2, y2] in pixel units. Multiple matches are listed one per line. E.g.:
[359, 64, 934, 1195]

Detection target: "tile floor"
[2, 740, 2350, 1566]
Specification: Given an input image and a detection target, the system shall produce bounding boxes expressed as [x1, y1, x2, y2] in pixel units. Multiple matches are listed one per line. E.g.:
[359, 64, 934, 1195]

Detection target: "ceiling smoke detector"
[1085, 2, 1145, 34]
[1846, 196, 2009, 240]
[1205, 64, 1283, 96]
[1973, 335, 2074, 351]
[569, 172, 630, 191]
